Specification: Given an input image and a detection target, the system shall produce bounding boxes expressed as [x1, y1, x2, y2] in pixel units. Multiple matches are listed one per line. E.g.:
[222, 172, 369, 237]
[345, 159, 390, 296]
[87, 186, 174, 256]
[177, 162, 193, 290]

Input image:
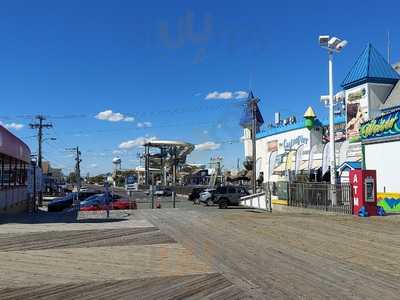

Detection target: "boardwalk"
[138, 208, 400, 299]
[0, 211, 247, 299]
[0, 207, 399, 299]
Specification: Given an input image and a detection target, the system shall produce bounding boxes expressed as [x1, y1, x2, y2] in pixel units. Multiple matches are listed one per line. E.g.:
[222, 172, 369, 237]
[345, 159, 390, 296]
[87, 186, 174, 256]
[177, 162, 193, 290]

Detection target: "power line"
[58, 119, 242, 136]
[0, 101, 245, 121]
[29, 115, 53, 170]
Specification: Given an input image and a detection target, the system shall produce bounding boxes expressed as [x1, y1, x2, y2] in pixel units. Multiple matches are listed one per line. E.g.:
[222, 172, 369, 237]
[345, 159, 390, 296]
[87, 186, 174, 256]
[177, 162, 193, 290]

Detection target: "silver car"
[199, 188, 216, 206]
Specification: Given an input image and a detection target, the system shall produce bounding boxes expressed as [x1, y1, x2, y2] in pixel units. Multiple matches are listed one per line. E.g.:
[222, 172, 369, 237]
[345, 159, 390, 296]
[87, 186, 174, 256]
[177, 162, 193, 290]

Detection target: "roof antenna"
[248, 72, 252, 92]
[387, 30, 391, 64]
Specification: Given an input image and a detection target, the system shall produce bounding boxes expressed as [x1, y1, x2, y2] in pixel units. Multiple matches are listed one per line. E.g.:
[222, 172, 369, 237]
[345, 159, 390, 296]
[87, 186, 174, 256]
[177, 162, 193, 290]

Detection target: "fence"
[0, 186, 30, 213]
[240, 191, 272, 212]
[288, 182, 353, 214]
[128, 189, 181, 209]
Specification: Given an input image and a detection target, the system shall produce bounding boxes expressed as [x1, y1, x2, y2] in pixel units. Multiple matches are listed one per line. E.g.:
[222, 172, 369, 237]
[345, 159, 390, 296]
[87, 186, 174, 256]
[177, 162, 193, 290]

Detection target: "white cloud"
[0, 121, 24, 130]
[95, 110, 134, 122]
[203, 130, 208, 134]
[205, 90, 248, 100]
[119, 136, 157, 150]
[195, 141, 221, 151]
[90, 163, 98, 168]
[137, 121, 152, 128]
[124, 117, 135, 122]
[112, 150, 125, 155]
[205, 91, 233, 100]
[234, 91, 248, 99]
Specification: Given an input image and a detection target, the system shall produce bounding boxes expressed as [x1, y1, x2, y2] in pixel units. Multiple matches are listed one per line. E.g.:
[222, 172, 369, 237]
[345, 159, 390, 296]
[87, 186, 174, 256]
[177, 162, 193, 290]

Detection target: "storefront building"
[360, 108, 400, 212]
[0, 125, 32, 213]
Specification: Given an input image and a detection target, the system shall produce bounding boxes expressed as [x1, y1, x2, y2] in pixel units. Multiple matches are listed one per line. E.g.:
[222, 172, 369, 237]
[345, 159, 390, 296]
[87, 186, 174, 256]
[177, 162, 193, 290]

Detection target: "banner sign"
[360, 109, 400, 141]
[346, 87, 367, 142]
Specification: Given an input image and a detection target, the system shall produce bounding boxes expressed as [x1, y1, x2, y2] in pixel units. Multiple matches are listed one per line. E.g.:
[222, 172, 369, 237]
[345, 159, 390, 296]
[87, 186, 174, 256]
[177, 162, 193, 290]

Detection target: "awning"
[309, 159, 322, 170]
[0, 125, 31, 162]
[273, 162, 287, 172]
[299, 160, 309, 171]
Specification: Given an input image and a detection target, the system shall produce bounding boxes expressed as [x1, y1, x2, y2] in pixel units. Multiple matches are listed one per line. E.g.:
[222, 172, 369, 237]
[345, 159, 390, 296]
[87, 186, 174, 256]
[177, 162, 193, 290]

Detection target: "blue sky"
[1, 0, 400, 175]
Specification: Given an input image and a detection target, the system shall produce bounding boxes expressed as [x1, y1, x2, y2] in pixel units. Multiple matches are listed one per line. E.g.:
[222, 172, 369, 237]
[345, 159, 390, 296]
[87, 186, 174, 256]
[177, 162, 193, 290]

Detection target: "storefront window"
[4, 156, 11, 188]
[0, 155, 3, 189]
[0, 154, 29, 188]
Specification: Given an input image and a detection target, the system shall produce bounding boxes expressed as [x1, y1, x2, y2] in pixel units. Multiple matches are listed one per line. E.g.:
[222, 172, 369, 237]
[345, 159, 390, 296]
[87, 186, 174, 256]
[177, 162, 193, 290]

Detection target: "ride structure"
[143, 140, 194, 186]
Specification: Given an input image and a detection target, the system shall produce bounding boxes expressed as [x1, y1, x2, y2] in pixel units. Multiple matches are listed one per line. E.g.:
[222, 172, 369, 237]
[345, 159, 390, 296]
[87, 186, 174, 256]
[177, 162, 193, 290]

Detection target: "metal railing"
[288, 182, 353, 214]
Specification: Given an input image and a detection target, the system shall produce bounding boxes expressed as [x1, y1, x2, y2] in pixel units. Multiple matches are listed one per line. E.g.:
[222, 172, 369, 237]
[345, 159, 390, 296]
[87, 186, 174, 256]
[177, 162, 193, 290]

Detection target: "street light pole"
[319, 35, 348, 206]
[328, 51, 336, 189]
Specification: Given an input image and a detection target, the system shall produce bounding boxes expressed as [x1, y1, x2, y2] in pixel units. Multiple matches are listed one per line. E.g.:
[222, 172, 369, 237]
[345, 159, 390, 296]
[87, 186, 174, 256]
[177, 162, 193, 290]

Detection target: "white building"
[243, 119, 325, 182]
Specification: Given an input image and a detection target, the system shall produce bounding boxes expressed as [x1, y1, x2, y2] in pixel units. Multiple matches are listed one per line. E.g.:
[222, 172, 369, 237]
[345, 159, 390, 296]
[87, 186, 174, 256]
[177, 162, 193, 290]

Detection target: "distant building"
[42, 161, 65, 194]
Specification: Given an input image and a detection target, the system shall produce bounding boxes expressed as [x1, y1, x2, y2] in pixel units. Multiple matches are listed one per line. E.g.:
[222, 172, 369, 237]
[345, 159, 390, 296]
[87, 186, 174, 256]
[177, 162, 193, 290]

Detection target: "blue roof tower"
[341, 43, 400, 90]
[239, 91, 264, 132]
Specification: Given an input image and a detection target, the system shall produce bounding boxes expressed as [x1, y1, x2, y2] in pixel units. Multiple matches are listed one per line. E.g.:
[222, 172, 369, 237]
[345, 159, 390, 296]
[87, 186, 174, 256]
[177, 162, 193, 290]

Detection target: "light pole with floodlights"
[319, 35, 348, 205]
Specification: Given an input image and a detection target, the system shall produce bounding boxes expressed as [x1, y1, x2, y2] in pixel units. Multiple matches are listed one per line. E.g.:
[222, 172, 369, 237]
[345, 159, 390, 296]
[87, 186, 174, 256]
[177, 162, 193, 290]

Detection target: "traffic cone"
[130, 200, 137, 210]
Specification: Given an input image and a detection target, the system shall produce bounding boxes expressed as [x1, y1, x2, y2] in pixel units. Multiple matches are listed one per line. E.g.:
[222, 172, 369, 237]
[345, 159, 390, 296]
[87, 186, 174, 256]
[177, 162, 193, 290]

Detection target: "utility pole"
[249, 94, 259, 195]
[29, 115, 53, 170]
[144, 145, 150, 186]
[66, 147, 82, 209]
[29, 115, 52, 206]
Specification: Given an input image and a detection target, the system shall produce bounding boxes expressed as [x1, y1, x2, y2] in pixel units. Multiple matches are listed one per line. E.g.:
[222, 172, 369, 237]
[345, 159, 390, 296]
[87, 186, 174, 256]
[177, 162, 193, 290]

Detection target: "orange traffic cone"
[156, 200, 161, 209]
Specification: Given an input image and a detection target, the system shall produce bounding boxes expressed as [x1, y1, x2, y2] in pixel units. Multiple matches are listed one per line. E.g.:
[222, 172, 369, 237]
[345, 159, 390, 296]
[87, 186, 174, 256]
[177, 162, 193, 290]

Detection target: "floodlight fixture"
[319, 35, 330, 45]
[336, 40, 348, 51]
[328, 37, 341, 48]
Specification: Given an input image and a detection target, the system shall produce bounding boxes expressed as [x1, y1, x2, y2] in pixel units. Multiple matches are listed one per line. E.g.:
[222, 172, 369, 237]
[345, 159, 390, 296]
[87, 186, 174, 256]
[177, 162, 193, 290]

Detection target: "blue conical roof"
[341, 43, 400, 90]
[239, 91, 264, 131]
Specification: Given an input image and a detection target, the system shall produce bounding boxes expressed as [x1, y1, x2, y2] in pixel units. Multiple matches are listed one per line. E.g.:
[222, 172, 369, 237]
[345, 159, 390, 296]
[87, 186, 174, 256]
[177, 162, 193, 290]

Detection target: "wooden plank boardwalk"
[1, 207, 400, 299]
[0, 211, 249, 299]
[138, 208, 400, 299]
[0, 273, 245, 300]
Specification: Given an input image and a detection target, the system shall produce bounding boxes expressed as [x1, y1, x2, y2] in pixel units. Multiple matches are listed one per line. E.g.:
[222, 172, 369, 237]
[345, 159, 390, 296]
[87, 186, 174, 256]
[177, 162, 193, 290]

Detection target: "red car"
[80, 198, 136, 211]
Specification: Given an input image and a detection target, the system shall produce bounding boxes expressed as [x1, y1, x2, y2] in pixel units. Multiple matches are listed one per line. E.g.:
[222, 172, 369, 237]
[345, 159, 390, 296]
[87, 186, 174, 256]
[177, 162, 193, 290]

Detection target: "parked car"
[212, 186, 249, 209]
[199, 188, 216, 206]
[80, 199, 132, 211]
[80, 193, 121, 208]
[145, 186, 172, 196]
[80, 193, 132, 211]
[48, 191, 99, 212]
[154, 187, 172, 197]
[188, 188, 205, 201]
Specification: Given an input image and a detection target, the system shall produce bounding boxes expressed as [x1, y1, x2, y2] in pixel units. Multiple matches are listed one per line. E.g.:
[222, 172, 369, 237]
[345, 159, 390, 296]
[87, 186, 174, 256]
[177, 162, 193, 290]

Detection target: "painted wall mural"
[360, 109, 400, 141]
[377, 193, 400, 213]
